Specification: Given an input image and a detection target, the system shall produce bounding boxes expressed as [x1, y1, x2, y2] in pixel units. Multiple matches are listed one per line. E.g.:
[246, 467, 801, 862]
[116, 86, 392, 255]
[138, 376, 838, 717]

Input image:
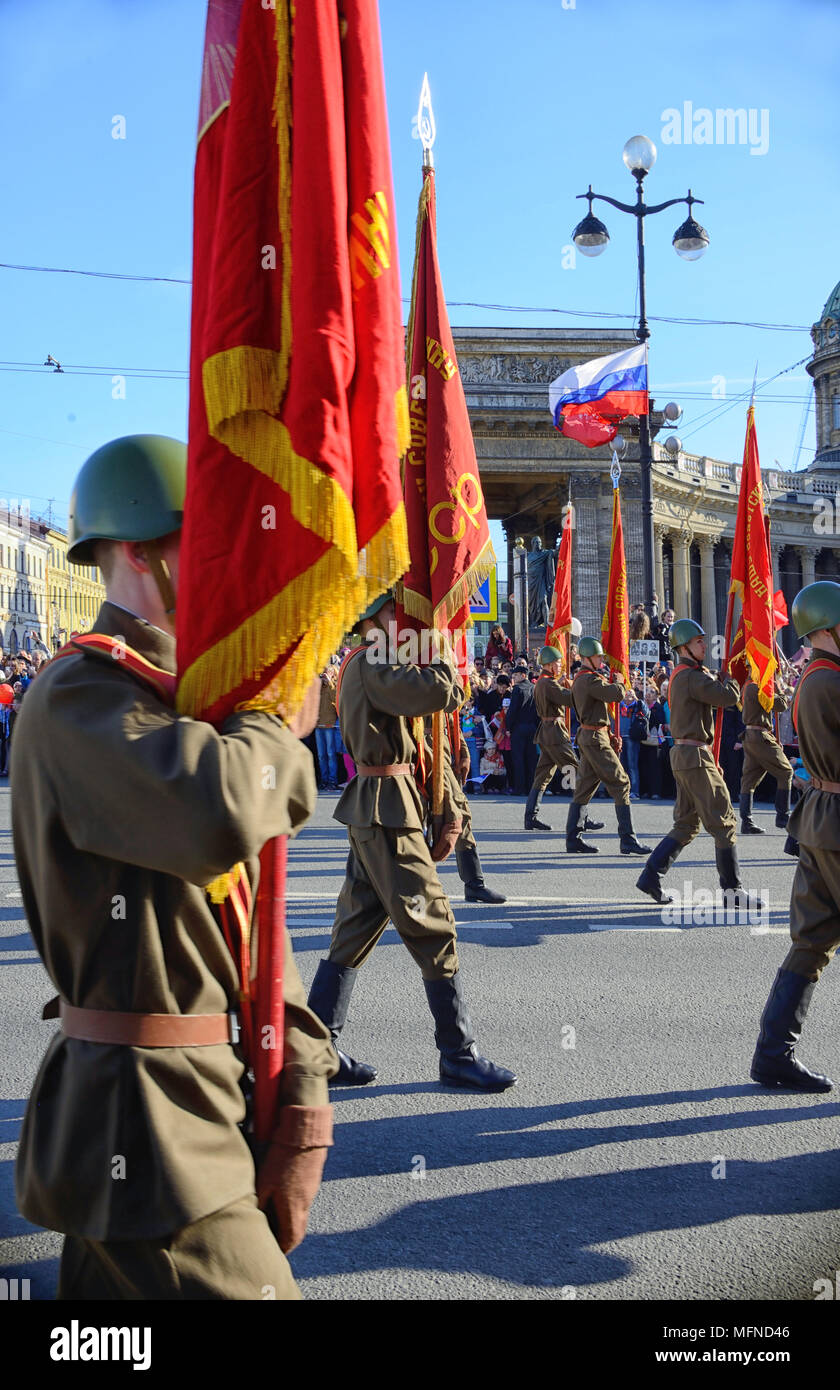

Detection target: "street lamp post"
[572, 135, 709, 616]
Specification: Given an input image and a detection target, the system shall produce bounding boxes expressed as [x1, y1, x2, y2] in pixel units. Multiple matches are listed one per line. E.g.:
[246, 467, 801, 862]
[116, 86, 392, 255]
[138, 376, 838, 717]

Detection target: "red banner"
[179, 0, 409, 728]
[600, 487, 629, 683]
[546, 516, 573, 649]
[398, 165, 494, 675]
[180, 0, 410, 1142]
[729, 407, 775, 709]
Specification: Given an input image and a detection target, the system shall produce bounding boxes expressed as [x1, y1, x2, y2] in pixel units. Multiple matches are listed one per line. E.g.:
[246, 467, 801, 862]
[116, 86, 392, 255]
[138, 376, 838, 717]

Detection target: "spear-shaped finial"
[750, 361, 758, 409]
[415, 72, 436, 168]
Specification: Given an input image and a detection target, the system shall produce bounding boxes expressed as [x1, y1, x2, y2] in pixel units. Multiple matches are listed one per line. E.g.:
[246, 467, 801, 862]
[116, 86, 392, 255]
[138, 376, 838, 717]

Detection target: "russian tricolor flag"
[549, 345, 648, 448]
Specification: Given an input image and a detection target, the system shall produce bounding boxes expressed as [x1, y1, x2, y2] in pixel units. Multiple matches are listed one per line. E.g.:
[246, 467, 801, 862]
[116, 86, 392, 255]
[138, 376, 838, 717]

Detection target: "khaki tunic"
[739, 681, 792, 794]
[785, 649, 840, 979]
[12, 602, 335, 1245]
[571, 669, 630, 807]
[531, 675, 578, 794]
[667, 663, 739, 847]
[329, 644, 462, 980]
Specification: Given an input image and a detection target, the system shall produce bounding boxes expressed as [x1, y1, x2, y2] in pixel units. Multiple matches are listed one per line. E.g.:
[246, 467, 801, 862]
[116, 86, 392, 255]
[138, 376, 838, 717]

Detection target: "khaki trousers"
[670, 746, 737, 849]
[740, 729, 793, 795]
[573, 730, 630, 807]
[328, 825, 459, 980]
[785, 844, 840, 980]
[531, 742, 579, 796]
[57, 1194, 300, 1301]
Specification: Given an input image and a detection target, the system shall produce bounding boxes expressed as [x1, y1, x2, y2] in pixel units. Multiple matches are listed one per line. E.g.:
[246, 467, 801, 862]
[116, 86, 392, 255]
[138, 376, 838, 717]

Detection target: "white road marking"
[588, 923, 682, 933]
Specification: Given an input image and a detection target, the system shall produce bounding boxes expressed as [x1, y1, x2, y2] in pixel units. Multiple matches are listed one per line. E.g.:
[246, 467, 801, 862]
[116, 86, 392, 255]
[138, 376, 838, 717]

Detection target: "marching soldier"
[750, 582, 839, 1092]
[307, 593, 517, 1092]
[738, 675, 794, 834]
[565, 637, 649, 855]
[13, 436, 336, 1300]
[524, 644, 603, 835]
[636, 618, 745, 904]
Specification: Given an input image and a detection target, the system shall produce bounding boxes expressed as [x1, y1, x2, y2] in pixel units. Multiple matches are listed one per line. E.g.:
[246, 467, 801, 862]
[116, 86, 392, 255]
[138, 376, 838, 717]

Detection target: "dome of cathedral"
[817, 280, 840, 326]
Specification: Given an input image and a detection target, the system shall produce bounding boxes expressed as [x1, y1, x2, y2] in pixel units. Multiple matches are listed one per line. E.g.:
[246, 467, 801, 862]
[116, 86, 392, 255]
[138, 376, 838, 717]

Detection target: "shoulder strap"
[792, 658, 840, 734]
[52, 633, 176, 706]
[334, 644, 366, 718]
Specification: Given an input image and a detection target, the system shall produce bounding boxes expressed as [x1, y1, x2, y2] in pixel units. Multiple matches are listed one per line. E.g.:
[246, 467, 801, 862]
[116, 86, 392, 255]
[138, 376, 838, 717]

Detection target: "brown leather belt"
[745, 724, 769, 731]
[809, 775, 840, 794]
[579, 723, 607, 731]
[675, 738, 710, 746]
[56, 1000, 238, 1047]
[356, 762, 412, 776]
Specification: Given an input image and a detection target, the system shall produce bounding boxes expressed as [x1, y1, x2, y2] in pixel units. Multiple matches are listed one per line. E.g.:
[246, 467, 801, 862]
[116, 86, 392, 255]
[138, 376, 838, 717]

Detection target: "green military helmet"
[68, 434, 186, 566]
[791, 581, 840, 639]
[539, 645, 562, 666]
[669, 618, 705, 650]
[358, 590, 394, 625]
[578, 636, 604, 658]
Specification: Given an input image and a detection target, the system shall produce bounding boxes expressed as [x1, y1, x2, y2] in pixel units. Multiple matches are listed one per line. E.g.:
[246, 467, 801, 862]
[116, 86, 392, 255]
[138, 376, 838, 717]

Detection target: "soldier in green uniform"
[750, 582, 839, 1092]
[307, 594, 517, 1091]
[636, 618, 745, 904]
[565, 637, 650, 855]
[738, 676, 794, 833]
[523, 645, 603, 835]
[13, 436, 336, 1300]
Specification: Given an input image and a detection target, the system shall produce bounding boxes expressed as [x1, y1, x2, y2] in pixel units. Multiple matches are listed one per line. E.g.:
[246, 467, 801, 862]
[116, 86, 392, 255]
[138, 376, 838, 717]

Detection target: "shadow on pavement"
[294, 1148, 840, 1294]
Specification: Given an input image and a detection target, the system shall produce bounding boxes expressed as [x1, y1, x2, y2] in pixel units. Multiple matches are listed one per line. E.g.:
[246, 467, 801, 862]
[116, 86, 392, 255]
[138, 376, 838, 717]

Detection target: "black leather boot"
[583, 814, 604, 831]
[524, 786, 551, 832]
[714, 844, 759, 912]
[784, 832, 799, 858]
[739, 790, 765, 834]
[775, 784, 791, 829]
[636, 835, 683, 904]
[566, 801, 597, 853]
[424, 973, 517, 1090]
[750, 968, 834, 1092]
[616, 802, 651, 855]
[307, 959, 377, 1085]
[456, 847, 506, 903]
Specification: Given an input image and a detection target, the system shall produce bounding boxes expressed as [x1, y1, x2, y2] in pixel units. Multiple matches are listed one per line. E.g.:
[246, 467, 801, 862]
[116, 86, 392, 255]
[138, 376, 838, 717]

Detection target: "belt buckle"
[228, 1012, 241, 1045]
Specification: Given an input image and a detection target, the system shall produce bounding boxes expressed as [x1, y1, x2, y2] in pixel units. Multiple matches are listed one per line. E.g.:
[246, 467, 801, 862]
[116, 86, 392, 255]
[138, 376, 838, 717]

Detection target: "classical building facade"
[0, 509, 50, 655]
[457, 278, 840, 657]
[46, 527, 105, 649]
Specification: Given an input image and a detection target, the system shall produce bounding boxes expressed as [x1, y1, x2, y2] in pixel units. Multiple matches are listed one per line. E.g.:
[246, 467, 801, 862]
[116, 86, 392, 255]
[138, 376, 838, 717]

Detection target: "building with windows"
[0, 509, 50, 656]
[46, 528, 105, 650]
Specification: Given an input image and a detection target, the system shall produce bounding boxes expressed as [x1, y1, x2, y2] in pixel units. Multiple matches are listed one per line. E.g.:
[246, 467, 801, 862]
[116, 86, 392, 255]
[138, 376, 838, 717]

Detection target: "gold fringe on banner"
[183, 0, 410, 729]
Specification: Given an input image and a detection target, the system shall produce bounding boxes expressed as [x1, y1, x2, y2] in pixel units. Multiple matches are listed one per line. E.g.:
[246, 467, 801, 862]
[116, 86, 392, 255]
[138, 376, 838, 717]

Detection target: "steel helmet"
[538, 645, 562, 665]
[67, 435, 186, 566]
[669, 618, 705, 649]
[791, 581, 840, 639]
[358, 590, 394, 625]
[578, 636, 604, 658]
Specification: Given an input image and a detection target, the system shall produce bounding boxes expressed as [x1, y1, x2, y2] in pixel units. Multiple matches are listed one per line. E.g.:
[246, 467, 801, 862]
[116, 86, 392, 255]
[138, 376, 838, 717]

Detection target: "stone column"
[569, 471, 603, 634]
[698, 536, 717, 639]
[673, 529, 691, 618]
[800, 546, 816, 589]
[770, 543, 782, 593]
[653, 524, 665, 614]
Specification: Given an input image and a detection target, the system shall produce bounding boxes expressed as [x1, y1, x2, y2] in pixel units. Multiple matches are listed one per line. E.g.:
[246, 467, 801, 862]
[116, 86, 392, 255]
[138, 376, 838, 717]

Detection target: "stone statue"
[527, 536, 556, 629]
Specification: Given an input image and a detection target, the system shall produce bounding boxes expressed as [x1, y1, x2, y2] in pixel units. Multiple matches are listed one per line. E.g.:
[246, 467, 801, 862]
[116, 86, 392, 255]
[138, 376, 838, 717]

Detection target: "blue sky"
[1, 0, 838, 546]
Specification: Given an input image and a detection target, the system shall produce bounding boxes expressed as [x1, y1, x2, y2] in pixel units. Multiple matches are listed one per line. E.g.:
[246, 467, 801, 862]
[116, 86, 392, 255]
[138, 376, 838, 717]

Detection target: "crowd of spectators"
[0, 649, 50, 777]
[305, 614, 810, 816]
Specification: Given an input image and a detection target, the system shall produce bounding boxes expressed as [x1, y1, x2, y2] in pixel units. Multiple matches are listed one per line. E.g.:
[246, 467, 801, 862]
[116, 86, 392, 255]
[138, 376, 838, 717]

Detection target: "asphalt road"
[1, 783, 838, 1302]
